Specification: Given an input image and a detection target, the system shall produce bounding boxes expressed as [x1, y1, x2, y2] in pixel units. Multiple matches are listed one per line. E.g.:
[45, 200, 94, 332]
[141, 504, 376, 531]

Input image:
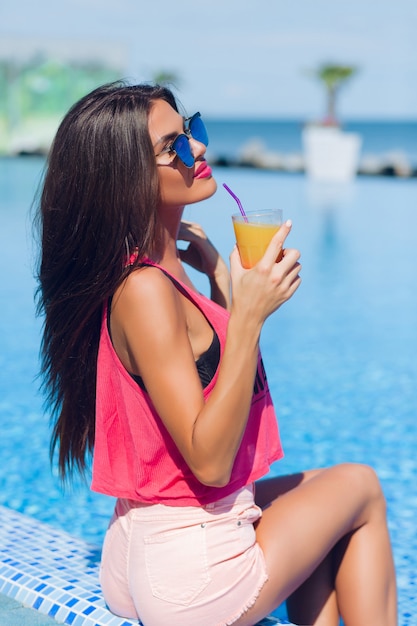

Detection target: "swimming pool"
[1, 157, 416, 622]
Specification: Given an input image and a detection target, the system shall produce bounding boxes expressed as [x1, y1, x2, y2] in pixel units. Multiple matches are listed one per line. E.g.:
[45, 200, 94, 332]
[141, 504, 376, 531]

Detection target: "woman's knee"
[338, 462, 386, 514]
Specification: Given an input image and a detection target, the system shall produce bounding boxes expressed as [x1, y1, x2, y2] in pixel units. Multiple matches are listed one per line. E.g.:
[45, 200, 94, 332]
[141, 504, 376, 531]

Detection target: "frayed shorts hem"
[220, 572, 269, 626]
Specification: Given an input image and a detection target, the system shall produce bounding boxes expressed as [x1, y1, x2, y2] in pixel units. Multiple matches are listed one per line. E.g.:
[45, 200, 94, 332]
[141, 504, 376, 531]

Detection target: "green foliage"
[0, 59, 182, 153]
[306, 63, 358, 125]
[152, 70, 181, 89]
[315, 64, 357, 91]
[0, 56, 121, 152]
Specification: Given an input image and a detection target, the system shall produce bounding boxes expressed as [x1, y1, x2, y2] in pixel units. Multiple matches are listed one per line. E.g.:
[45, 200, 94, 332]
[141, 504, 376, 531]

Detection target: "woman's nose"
[189, 136, 206, 160]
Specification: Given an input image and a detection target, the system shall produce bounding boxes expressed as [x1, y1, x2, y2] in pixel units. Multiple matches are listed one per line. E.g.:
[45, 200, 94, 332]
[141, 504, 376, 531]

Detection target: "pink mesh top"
[91, 265, 284, 506]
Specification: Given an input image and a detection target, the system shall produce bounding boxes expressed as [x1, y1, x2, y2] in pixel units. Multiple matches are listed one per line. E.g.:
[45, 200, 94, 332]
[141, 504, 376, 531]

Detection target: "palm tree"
[311, 63, 358, 126]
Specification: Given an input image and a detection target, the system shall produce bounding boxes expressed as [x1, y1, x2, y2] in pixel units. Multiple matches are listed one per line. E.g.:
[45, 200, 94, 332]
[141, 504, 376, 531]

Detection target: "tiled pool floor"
[0, 505, 290, 625]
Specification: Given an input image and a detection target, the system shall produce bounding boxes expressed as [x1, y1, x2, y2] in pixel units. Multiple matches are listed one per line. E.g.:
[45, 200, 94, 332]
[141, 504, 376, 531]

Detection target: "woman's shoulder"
[113, 265, 184, 330]
[109, 265, 188, 375]
[121, 264, 178, 301]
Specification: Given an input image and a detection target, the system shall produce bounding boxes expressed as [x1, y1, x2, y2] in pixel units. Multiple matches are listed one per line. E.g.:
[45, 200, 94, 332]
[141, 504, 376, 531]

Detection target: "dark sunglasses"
[155, 112, 209, 168]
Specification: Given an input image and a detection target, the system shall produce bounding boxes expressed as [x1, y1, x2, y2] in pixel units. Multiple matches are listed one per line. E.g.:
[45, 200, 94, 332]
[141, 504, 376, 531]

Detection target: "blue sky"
[1, 0, 416, 119]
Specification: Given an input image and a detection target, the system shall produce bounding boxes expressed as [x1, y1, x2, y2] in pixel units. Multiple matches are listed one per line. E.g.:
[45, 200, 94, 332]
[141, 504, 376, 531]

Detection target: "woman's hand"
[230, 219, 301, 326]
[177, 220, 223, 277]
[178, 220, 231, 309]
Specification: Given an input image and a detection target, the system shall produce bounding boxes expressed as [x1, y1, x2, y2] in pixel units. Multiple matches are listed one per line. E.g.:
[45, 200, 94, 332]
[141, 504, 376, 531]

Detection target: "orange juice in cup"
[232, 209, 283, 269]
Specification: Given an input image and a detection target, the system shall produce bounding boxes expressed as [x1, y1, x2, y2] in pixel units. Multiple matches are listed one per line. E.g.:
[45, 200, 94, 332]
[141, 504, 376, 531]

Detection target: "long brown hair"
[35, 81, 179, 480]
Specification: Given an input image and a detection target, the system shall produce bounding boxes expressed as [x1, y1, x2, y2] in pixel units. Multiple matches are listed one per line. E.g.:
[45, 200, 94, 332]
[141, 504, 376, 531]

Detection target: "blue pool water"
[1, 156, 417, 622]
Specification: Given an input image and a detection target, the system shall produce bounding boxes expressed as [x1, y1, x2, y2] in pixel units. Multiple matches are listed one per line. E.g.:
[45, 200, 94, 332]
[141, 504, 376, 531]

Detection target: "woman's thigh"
[254, 468, 324, 509]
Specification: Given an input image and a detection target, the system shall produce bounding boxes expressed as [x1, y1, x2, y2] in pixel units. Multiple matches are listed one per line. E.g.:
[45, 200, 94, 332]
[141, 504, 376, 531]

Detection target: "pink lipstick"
[194, 161, 212, 179]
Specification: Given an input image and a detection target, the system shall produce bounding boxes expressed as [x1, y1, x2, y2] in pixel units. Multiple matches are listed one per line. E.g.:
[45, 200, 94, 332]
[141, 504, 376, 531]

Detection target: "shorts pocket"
[144, 524, 211, 606]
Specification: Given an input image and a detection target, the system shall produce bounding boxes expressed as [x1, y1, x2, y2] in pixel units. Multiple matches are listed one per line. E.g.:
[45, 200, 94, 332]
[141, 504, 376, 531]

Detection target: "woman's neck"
[148, 205, 195, 288]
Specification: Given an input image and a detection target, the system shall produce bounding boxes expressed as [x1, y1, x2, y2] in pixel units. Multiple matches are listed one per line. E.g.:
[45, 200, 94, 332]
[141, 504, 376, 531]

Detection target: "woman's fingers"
[230, 220, 301, 322]
[261, 219, 293, 268]
[178, 220, 206, 244]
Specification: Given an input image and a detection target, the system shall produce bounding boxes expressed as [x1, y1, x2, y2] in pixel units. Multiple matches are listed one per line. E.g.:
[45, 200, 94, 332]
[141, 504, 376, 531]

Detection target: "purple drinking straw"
[222, 183, 248, 222]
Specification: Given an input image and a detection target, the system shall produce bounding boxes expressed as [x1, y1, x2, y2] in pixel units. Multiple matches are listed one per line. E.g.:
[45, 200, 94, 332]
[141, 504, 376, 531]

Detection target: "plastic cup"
[232, 209, 283, 269]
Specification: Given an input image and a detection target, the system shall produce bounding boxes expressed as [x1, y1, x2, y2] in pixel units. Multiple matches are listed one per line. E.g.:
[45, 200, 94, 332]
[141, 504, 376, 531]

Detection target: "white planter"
[302, 126, 362, 182]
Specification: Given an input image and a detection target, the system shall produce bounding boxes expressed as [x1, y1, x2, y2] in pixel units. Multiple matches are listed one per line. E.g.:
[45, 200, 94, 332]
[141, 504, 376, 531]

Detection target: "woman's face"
[148, 99, 217, 209]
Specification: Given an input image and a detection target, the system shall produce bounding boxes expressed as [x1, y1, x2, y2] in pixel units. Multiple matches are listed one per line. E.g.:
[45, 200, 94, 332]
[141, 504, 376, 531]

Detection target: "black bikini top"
[131, 330, 220, 392]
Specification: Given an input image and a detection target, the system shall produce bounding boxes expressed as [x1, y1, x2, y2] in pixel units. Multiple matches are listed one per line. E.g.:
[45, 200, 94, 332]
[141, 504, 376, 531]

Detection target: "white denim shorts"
[100, 485, 268, 626]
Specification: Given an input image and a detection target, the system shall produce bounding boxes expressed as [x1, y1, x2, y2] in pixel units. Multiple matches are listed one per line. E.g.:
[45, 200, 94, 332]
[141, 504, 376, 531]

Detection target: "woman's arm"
[111, 222, 301, 487]
[177, 220, 231, 310]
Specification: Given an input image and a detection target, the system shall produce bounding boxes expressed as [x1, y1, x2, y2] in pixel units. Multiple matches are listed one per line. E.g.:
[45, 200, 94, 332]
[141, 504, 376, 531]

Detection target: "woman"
[36, 82, 397, 626]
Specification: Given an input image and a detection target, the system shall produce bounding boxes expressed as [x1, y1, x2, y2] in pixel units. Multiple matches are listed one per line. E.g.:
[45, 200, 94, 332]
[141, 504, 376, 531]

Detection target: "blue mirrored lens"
[172, 134, 194, 167]
[169, 114, 209, 168]
[189, 114, 208, 146]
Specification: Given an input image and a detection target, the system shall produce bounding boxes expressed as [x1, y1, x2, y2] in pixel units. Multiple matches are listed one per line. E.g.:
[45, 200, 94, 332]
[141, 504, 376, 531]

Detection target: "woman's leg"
[285, 552, 339, 626]
[256, 470, 340, 626]
[232, 463, 397, 626]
